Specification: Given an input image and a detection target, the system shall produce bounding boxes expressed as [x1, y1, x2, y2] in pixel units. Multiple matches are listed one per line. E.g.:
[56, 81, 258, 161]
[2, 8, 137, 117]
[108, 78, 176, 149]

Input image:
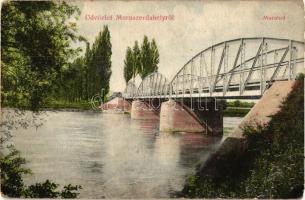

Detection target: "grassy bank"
[223, 107, 251, 117]
[224, 100, 254, 117]
[181, 79, 304, 198]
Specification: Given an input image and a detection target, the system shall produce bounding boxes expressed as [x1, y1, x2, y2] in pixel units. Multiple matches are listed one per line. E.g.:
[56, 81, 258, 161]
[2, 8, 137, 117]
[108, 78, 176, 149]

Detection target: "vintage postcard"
[1, 0, 304, 199]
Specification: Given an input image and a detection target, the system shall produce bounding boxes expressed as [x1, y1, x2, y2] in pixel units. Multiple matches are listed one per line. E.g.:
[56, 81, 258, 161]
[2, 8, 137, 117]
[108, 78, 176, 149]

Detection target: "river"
[8, 111, 242, 198]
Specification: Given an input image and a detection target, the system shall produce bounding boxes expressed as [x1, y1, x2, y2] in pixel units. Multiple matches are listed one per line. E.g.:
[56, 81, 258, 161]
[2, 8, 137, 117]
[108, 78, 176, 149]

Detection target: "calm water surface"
[9, 111, 242, 198]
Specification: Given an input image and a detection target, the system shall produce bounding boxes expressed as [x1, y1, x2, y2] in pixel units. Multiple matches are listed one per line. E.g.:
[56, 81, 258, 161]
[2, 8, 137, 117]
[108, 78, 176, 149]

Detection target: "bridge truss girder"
[123, 37, 304, 99]
[170, 37, 304, 98]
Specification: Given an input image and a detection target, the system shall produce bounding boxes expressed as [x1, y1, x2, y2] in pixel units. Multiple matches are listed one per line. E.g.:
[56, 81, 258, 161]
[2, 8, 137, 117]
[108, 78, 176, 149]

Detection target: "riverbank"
[43, 100, 91, 110]
[223, 100, 254, 117]
[223, 107, 251, 117]
[1, 100, 93, 112]
[3, 99, 250, 117]
[44, 100, 252, 117]
[179, 79, 304, 198]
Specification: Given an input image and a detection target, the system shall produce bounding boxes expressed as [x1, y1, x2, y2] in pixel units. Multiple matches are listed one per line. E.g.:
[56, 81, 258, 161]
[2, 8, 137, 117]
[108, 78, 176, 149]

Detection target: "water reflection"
[8, 111, 242, 198]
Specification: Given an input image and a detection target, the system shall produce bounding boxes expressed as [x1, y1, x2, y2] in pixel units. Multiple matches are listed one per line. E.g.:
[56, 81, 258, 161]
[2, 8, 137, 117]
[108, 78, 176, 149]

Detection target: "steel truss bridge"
[124, 37, 304, 100]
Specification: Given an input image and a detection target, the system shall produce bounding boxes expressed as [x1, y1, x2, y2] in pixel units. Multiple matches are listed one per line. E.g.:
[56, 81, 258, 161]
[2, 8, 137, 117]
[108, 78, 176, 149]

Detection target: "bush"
[0, 145, 82, 198]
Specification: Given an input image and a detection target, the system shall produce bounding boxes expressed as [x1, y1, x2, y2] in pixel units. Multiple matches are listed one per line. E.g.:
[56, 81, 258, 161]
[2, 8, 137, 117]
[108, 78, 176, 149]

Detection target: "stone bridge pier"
[130, 98, 166, 120]
[159, 98, 226, 135]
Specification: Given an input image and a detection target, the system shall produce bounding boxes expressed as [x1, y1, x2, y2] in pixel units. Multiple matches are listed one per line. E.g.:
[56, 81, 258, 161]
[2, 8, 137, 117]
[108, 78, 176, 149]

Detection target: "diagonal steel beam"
[224, 38, 243, 94]
[265, 46, 289, 91]
[241, 39, 264, 93]
[211, 43, 226, 93]
[201, 53, 211, 91]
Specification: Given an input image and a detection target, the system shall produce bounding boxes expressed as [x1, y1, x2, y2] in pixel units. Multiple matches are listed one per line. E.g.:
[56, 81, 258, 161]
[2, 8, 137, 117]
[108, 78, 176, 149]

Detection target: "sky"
[72, 0, 304, 92]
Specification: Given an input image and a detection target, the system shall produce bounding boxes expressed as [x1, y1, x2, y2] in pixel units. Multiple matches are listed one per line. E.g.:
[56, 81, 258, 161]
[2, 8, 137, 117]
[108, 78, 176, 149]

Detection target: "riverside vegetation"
[181, 77, 304, 198]
[1, 1, 88, 197]
[224, 100, 254, 117]
[0, 145, 82, 198]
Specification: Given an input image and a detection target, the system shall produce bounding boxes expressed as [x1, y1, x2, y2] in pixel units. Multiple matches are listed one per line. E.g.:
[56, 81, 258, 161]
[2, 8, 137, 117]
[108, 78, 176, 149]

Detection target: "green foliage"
[140, 36, 152, 78]
[296, 72, 304, 80]
[224, 107, 250, 117]
[123, 47, 134, 83]
[182, 80, 304, 198]
[23, 180, 60, 198]
[150, 39, 160, 72]
[0, 145, 31, 197]
[227, 100, 255, 108]
[50, 25, 112, 104]
[140, 36, 159, 79]
[224, 100, 254, 117]
[1, 1, 82, 111]
[23, 181, 82, 198]
[90, 26, 112, 100]
[132, 41, 142, 78]
[0, 145, 82, 198]
[60, 184, 82, 198]
[43, 100, 91, 110]
[241, 80, 304, 198]
[1, 2, 83, 197]
[123, 35, 160, 82]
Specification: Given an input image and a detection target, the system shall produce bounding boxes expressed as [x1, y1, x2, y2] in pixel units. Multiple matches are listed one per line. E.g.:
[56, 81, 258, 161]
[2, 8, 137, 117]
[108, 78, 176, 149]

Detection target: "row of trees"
[123, 36, 159, 83]
[53, 26, 112, 103]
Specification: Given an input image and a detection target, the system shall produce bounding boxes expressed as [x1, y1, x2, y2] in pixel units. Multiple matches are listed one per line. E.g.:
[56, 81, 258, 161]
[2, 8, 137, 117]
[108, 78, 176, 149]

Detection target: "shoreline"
[2, 106, 250, 116]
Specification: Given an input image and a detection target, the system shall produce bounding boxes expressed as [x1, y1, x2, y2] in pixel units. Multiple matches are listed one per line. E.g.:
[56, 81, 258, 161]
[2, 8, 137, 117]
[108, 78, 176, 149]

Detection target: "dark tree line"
[53, 26, 112, 103]
[123, 36, 159, 83]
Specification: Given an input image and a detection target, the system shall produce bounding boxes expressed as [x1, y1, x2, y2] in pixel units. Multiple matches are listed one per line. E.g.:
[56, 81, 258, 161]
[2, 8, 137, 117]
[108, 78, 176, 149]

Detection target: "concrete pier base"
[130, 100, 159, 120]
[159, 99, 225, 134]
[159, 99, 208, 133]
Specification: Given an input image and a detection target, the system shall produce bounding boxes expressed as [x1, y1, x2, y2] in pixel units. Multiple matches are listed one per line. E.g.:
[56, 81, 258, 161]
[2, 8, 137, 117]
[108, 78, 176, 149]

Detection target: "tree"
[140, 36, 160, 78]
[84, 43, 91, 100]
[1, 1, 82, 111]
[86, 26, 112, 100]
[98, 26, 112, 100]
[122, 36, 160, 81]
[140, 35, 152, 79]
[50, 27, 113, 104]
[123, 47, 134, 83]
[150, 39, 160, 72]
[132, 41, 142, 77]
